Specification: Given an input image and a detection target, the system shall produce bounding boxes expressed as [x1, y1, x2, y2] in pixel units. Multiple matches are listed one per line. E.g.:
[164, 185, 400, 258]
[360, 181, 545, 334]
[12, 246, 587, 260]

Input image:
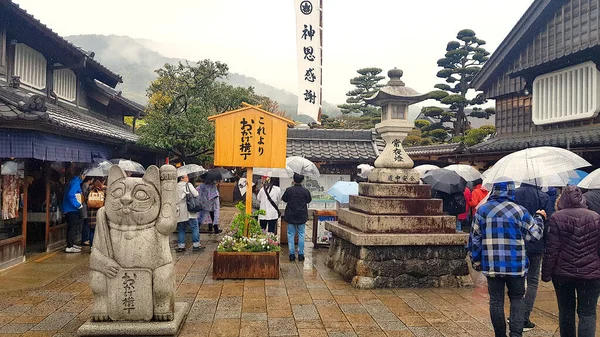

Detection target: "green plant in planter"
[230, 202, 264, 238]
[217, 202, 281, 252]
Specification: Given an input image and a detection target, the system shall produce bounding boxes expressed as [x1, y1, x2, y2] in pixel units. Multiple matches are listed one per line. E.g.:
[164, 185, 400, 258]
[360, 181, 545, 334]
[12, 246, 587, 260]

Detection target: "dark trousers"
[553, 276, 600, 337]
[487, 276, 526, 337]
[81, 218, 90, 244]
[260, 219, 278, 234]
[524, 252, 542, 322]
[65, 212, 81, 248]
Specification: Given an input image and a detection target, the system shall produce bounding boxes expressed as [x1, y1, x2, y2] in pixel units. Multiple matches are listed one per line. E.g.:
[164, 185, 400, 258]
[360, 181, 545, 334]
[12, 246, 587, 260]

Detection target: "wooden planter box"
[213, 251, 280, 279]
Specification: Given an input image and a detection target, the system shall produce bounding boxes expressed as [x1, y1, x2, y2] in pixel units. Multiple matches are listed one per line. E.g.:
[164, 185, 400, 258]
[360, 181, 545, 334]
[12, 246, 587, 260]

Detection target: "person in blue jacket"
[62, 167, 85, 253]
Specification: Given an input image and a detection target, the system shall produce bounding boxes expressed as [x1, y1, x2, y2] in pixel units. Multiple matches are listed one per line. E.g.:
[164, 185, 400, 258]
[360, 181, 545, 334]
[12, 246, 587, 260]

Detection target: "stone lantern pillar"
[364, 69, 427, 183]
[324, 69, 470, 289]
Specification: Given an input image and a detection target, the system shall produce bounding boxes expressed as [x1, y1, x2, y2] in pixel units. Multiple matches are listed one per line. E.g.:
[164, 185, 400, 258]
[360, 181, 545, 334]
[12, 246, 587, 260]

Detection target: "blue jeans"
[177, 219, 200, 248]
[487, 276, 526, 337]
[524, 252, 542, 322]
[287, 223, 305, 256]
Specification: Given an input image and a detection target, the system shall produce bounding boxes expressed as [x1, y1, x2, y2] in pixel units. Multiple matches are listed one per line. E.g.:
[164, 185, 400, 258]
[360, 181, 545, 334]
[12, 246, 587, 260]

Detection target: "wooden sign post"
[208, 103, 294, 236]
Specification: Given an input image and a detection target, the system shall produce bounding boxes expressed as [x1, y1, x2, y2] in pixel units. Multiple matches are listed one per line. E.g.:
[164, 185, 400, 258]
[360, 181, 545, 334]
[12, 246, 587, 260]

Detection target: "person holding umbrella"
[470, 179, 546, 337]
[176, 174, 203, 252]
[282, 173, 312, 262]
[513, 179, 555, 331]
[422, 169, 468, 227]
[198, 171, 223, 234]
[542, 186, 600, 337]
[257, 177, 282, 234]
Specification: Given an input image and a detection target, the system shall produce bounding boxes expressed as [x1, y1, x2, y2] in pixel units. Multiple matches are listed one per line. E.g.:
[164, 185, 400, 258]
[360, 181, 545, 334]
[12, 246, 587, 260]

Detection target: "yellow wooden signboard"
[208, 103, 294, 168]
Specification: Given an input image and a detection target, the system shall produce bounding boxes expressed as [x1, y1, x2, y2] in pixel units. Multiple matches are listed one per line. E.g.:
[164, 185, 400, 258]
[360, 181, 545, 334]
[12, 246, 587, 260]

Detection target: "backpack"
[185, 184, 203, 213]
[447, 192, 466, 216]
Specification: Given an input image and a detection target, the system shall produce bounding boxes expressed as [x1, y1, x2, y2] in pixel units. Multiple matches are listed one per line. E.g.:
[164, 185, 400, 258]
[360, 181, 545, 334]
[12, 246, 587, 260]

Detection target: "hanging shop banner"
[295, 0, 322, 123]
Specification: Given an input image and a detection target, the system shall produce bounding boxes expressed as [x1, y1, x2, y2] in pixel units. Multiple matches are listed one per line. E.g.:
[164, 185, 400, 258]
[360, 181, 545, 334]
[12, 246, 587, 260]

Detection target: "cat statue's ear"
[107, 165, 126, 187]
[143, 166, 161, 192]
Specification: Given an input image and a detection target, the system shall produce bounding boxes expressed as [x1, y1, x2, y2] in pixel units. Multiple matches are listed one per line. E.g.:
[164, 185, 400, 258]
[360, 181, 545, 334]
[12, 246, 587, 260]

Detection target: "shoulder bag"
[264, 185, 281, 218]
[186, 183, 203, 213]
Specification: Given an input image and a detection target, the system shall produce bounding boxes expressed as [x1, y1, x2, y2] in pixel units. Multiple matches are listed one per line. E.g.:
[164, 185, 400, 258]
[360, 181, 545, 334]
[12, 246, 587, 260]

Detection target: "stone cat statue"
[89, 164, 178, 322]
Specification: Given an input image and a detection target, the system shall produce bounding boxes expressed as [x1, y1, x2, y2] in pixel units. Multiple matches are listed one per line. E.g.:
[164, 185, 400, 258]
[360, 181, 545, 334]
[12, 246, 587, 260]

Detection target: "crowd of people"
[466, 178, 600, 337]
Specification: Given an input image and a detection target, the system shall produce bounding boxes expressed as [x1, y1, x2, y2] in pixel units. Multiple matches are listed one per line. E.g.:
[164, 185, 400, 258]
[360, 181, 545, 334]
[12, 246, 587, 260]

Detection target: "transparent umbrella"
[84, 160, 113, 177]
[578, 168, 600, 189]
[109, 159, 146, 175]
[253, 167, 293, 178]
[177, 164, 207, 177]
[444, 164, 481, 182]
[482, 147, 590, 187]
[286, 156, 320, 178]
[414, 164, 440, 177]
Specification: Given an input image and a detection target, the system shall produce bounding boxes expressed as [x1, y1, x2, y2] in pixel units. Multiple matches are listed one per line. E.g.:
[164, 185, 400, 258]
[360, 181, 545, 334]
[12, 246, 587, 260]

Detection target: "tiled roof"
[286, 128, 378, 162]
[406, 143, 464, 156]
[46, 104, 138, 142]
[91, 80, 145, 113]
[0, 88, 138, 143]
[469, 127, 600, 153]
[1, 0, 122, 85]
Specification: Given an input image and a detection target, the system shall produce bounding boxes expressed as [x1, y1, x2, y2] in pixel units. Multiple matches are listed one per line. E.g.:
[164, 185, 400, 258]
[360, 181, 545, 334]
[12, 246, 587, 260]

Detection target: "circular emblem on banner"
[300, 1, 313, 15]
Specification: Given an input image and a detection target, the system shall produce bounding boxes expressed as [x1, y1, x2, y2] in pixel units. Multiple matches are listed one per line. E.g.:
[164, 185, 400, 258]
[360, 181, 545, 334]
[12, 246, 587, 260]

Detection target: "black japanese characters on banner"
[257, 116, 266, 156]
[239, 117, 254, 160]
[299, 0, 317, 106]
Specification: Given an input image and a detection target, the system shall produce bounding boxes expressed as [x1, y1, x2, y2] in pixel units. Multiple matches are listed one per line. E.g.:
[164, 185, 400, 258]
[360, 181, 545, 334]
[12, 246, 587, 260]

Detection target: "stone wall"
[326, 236, 471, 289]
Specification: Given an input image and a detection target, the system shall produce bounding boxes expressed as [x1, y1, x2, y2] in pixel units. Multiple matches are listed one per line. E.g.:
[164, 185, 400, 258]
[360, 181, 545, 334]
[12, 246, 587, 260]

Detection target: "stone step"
[337, 209, 456, 234]
[349, 195, 443, 215]
[325, 221, 468, 247]
[359, 183, 431, 198]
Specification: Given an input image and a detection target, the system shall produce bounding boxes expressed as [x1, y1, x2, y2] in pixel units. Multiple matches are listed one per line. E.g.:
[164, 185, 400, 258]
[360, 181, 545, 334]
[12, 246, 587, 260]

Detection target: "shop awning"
[0, 129, 111, 163]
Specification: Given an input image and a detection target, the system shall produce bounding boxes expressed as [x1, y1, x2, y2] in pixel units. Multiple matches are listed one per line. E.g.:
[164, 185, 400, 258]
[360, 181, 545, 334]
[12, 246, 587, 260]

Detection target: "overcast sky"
[14, 0, 534, 104]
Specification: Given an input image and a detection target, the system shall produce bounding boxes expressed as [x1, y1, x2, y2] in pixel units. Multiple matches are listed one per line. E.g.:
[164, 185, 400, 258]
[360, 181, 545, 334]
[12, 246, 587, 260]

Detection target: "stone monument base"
[77, 302, 189, 336]
[325, 222, 471, 289]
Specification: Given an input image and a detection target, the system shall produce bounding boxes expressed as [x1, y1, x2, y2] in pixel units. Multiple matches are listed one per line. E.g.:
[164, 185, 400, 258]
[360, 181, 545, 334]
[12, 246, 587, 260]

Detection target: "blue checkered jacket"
[470, 181, 544, 277]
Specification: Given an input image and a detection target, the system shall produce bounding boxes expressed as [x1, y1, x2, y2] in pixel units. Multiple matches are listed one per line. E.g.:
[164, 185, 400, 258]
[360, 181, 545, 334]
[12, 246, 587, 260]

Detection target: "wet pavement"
[0, 206, 596, 336]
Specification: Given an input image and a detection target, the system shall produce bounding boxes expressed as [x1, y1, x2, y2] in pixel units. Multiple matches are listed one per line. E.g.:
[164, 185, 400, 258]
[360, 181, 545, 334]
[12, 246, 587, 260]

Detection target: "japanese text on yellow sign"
[208, 104, 293, 168]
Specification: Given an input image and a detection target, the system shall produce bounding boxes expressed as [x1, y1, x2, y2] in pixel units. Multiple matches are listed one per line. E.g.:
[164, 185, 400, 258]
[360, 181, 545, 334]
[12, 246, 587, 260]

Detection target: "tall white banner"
[295, 0, 322, 123]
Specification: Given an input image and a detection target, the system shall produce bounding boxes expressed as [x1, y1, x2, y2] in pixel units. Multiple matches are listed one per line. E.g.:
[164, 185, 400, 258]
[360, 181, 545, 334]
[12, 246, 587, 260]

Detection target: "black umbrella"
[202, 168, 236, 182]
[422, 168, 467, 194]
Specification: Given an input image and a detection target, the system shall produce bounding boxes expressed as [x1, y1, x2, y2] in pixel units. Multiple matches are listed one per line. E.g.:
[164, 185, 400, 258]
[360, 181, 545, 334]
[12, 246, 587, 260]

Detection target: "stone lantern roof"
[364, 68, 428, 105]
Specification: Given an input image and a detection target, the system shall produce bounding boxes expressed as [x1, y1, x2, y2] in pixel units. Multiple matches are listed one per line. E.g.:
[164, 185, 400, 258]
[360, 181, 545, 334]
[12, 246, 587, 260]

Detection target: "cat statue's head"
[104, 165, 161, 229]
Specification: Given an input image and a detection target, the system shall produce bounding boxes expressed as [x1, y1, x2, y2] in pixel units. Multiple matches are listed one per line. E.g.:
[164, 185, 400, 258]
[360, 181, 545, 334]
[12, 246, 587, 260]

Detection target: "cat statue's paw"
[153, 312, 174, 321]
[91, 313, 111, 322]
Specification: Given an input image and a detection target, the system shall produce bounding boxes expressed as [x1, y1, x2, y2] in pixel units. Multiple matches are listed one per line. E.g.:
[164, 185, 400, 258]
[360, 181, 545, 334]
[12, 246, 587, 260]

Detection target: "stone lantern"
[324, 68, 470, 289]
[364, 68, 427, 182]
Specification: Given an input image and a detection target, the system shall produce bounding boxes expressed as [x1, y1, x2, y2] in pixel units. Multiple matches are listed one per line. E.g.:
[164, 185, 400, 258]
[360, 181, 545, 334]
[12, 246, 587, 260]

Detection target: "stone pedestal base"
[325, 234, 471, 289]
[368, 168, 420, 184]
[77, 302, 189, 336]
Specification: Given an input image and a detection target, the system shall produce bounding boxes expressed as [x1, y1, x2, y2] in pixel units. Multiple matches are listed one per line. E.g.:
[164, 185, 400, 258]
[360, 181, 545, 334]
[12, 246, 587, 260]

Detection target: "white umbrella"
[1, 161, 18, 175]
[109, 158, 145, 175]
[357, 164, 374, 179]
[177, 164, 207, 177]
[414, 164, 440, 177]
[482, 147, 590, 187]
[84, 160, 113, 177]
[286, 156, 320, 178]
[578, 168, 600, 189]
[444, 164, 481, 182]
[253, 167, 293, 178]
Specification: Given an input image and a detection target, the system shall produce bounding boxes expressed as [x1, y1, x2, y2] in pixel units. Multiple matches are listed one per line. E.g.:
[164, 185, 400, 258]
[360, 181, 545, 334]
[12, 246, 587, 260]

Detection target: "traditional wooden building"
[0, 0, 163, 269]
[469, 0, 600, 166]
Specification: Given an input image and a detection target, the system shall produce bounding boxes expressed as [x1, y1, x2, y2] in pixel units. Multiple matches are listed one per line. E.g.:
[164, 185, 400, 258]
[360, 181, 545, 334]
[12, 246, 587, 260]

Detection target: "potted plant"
[213, 202, 281, 279]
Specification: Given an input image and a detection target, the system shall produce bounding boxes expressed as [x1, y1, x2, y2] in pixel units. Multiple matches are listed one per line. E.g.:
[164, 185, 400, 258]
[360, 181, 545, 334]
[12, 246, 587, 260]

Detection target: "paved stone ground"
[0, 206, 597, 336]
